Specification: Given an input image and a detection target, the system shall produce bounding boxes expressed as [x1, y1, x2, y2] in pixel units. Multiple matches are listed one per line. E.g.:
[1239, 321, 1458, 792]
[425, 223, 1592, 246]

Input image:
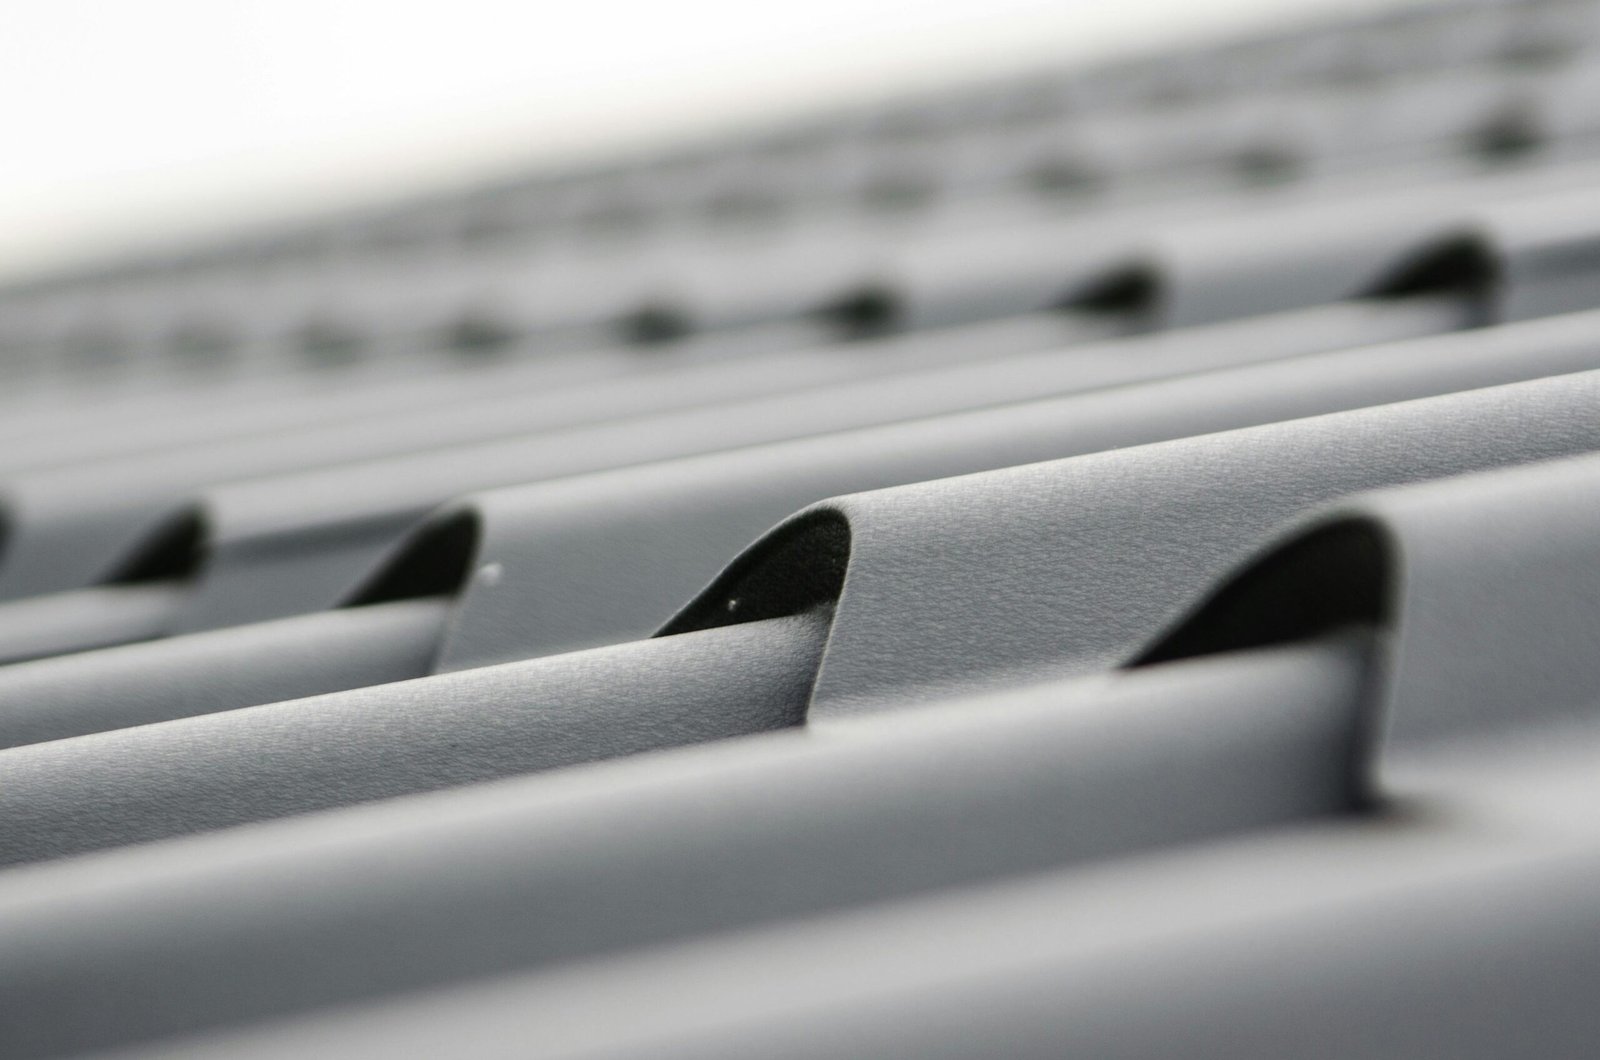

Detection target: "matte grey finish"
[0, 599, 450, 749]
[666, 368, 1600, 717]
[18, 157, 1600, 616]
[0, 369, 1596, 866]
[0, 307, 1102, 481]
[13, 443, 1600, 1057]
[0, 311, 1106, 654]
[395, 312, 1600, 668]
[0, 338, 640, 475]
[59, 147, 1571, 458]
[5, 307, 1595, 746]
[8, 4, 1600, 1057]
[1463, 185, 1600, 322]
[654, 158, 1600, 338]
[167, 295, 1471, 630]
[0, 635, 1369, 1058]
[83, 448, 1600, 1060]
[0, 610, 828, 866]
[0, 582, 185, 665]
[874, 168, 1492, 328]
[0, 281, 1497, 669]
[187, 788, 1600, 1060]
[512, 456, 1600, 1060]
[0, 291, 1459, 606]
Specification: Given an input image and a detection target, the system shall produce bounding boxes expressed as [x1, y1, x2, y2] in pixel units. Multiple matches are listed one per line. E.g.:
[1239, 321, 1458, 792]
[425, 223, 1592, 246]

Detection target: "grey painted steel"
[0, 582, 186, 665]
[0, 610, 828, 866]
[0, 287, 1546, 662]
[5, 5, 1600, 1057]
[388, 311, 1600, 669]
[5, 297, 1595, 712]
[15, 445, 1600, 1056]
[0, 369, 1596, 864]
[0, 294, 1423, 601]
[16, 162, 1600, 611]
[329, 454, 1600, 1060]
[29, 156, 1600, 605]
[0, 327, 741, 477]
[0, 635, 1368, 1058]
[40, 445, 1600, 1060]
[175, 774, 1600, 1060]
[167, 294, 1466, 629]
[0, 599, 451, 749]
[662, 370, 1600, 717]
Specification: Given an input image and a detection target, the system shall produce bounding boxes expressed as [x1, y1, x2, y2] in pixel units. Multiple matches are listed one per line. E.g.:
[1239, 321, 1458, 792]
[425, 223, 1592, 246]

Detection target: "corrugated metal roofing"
[3, 0, 1600, 1055]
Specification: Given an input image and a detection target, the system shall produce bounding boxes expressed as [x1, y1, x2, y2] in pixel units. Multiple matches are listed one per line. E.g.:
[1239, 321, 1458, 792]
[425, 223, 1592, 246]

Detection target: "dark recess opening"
[1133, 519, 1391, 666]
[660, 509, 852, 635]
[105, 509, 208, 584]
[817, 286, 901, 340]
[1472, 105, 1546, 164]
[618, 304, 694, 346]
[1027, 159, 1106, 199]
[1232, 145, 1303, 187]
[442, 311, 518, 358]
[348, 510, 481, 605]
[1060, 263, 1161, 330]
[1365, 233, 1498, 327]
[297, 317, 367, 368]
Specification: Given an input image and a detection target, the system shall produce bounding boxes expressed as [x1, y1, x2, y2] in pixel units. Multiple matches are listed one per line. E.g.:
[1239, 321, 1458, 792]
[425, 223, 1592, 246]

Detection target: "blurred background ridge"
[0, 0, 1418, 280]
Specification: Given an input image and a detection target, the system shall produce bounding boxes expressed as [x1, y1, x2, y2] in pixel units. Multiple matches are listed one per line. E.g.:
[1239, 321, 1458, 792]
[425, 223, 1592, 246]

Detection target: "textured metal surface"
[2, 1, 1600, 1057]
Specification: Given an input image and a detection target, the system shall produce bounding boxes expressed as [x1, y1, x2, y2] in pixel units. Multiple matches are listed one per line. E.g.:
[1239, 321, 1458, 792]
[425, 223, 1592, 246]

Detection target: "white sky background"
[0, 0, 1411, 278]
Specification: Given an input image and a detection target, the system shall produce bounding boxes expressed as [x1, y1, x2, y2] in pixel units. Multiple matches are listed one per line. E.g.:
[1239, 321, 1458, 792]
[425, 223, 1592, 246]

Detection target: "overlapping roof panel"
[2, 1, 1600, 1056]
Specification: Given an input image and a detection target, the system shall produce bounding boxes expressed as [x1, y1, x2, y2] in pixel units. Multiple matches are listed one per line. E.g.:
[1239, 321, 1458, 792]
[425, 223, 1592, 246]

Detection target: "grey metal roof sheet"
[2, 1, 1600, 1056]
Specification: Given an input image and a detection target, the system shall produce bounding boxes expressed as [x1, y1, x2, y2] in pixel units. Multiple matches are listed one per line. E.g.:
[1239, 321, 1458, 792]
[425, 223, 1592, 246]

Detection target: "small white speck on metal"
[477, 562, 504, 587]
